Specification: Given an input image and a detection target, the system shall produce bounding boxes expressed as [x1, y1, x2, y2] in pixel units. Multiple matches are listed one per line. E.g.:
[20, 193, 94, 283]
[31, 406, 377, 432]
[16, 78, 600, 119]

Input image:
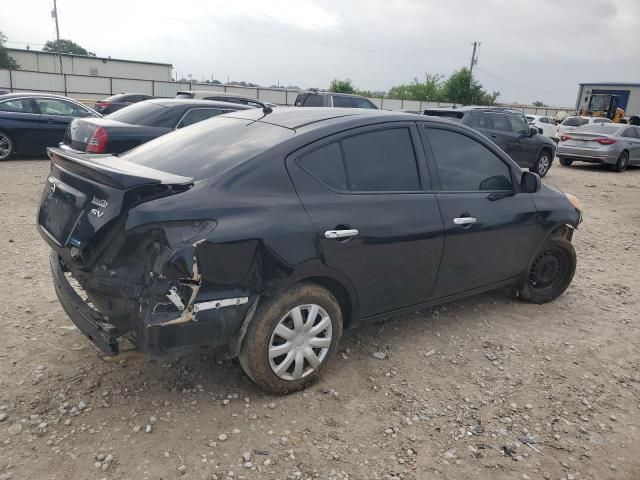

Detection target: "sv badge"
[89, 208, 104, 218]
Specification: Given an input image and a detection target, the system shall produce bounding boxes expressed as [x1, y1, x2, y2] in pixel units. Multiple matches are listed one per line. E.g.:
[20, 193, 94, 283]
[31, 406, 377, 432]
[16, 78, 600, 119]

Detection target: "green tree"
[329, 78, 355, 94]
[441, 68, 499, 105]
[532, 100, 547, 107]
[0, 32, 19, 69]
[388, 74, 443, 101]
[43, 39, 95, 56]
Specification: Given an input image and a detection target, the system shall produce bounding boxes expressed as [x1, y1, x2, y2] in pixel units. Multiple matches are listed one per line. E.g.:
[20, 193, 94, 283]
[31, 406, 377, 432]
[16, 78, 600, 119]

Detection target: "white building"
[7, 48, 172, 81]
[576, 83, 640, 116]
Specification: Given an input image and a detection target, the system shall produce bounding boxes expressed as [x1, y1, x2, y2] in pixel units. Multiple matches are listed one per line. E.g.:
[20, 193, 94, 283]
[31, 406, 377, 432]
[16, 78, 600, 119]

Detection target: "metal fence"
[0, 68, 574, 116]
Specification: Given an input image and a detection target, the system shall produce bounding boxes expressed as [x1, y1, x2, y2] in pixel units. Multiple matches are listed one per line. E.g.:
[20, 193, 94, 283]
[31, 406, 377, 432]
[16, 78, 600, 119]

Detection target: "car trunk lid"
[37, 147, 193, 263]
[63, 118, 138, 152]
[561, 131, 616, 149]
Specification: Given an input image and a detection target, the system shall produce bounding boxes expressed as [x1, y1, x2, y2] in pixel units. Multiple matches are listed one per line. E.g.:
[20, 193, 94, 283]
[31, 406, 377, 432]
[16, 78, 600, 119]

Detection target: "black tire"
[530, 150, 552, 177]
[559, 157, 573, 167]
[239, 283, 343, 394]
[611, 151, 629, 172]
[0, 130, 15, 161]
[519, 238, 576, 304]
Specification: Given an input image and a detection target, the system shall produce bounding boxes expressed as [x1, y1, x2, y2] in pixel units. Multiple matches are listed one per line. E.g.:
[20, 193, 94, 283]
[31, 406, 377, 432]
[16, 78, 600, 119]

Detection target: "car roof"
[177, 91, 258, 99]
[298, 91, 370, 99]
[224, 106, 441, 130]
[144, 98, 253, 109]
[424, 106, 524, 115]
[0, 92, 79, 101]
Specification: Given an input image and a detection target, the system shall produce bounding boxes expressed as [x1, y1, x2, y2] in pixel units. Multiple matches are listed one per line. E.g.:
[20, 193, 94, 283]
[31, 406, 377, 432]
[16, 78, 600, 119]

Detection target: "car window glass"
[303, 95, 324, 107]
[332, 96, 352, 108]
[106, 102, 177, 127]
[175, 92, 194, 99]
[0, 99, 35, 113]
[507, 114, 529, 134]
[341, 128, 420, 191]
[179, 108, 225, 128]
[125, 95, 140, 103]
[488, 113, 509, 131]
[351, 97, 376, 109]
[562, 117, 588, 127]
[622, 127, 639, 139]
[425, 128, 513, 192]
[298, 142, 347, 190]
[35, 98, 87, 117]
[634, 127, 640, 139]
[472, 112, 492, 129]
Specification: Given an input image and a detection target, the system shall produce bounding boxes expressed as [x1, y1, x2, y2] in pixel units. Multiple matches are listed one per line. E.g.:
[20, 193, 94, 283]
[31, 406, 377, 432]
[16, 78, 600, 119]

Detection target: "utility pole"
[468, 41, 480, 104]
[51, 0, 67, 95]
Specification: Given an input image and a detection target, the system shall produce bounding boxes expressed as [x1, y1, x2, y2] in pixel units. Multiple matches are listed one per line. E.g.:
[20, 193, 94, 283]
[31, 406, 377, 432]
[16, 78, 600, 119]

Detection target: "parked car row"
[36, 106, 582, 393]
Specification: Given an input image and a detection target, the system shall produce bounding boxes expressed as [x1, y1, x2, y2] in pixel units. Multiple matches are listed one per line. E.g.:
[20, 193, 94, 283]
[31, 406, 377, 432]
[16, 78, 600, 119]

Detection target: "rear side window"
[332, 96, 351, 108]
[488, 113, 509, 131]
[342, 128, 420, 191]
[0, 99, 34, 113]
[425, 128, 512, 192]
[302, 95, 324, 107]
[178, 108, 225, 128]
[622, 127, 639, 138]
[298, 143, 347, 190]
[471, 112, 492, 129]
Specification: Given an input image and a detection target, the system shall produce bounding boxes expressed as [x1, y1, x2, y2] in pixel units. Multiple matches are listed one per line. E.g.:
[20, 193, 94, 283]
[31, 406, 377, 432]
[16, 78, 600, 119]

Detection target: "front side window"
[507, 114, 529, 134]
[425, 128, 513, 192]
[488, 112, 509, 131]
[178, 108, 225, 128]
[341, 128, 420, 191]
[35, 98, 87, 117]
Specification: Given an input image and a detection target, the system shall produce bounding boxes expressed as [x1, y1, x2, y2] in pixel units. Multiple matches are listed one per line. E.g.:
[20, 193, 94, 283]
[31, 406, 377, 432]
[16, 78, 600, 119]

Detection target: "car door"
[286, 123, 445, 318]
[34, 98, 93, 147]
[0, 98, 43, 154]
[622, 127, 640, 163]
[485, 112, 513, 153]
[419, 123, 541, 299]
[507, 113, 539, 166]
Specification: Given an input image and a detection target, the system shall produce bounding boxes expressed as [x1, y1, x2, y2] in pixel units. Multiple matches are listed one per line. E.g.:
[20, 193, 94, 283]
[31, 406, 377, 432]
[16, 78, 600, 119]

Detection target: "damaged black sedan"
[37, 108, 582, 393]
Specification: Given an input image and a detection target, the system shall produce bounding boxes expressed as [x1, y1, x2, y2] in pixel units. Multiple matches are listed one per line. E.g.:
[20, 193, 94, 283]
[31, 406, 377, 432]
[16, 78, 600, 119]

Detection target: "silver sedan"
[557, 124, 640, 172]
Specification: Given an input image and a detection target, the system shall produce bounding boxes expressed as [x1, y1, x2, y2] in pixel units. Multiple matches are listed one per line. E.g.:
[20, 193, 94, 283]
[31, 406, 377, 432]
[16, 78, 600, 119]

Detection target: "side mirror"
[521, 171, 541, 193]
[528, 126, 539, 136]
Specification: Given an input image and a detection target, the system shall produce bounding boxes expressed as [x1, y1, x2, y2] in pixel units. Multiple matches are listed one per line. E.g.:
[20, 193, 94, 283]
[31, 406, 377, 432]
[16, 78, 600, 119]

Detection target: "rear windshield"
[575, 124, 622, 134]
[105, 102, 178, 127]
[121, 116, 293, 180]
[562, 117, 588, 127]
[424, 110, 464, 121]
[175, 92, 194, 99]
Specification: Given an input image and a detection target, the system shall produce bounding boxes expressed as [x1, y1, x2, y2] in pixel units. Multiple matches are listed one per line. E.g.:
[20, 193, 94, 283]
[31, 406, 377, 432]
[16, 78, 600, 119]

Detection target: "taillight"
[96, 101, 111, 109]
[594, 137, 616, 145]
[86, 127, 108, 153]
[560, 135, 571, 142]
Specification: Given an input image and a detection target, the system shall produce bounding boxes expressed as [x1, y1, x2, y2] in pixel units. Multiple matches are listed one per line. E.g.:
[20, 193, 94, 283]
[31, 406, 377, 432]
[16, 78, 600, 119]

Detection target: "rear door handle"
[325, 229, 359, 239]
[489, 134, 498, 138]
[453, 217, 477, 225]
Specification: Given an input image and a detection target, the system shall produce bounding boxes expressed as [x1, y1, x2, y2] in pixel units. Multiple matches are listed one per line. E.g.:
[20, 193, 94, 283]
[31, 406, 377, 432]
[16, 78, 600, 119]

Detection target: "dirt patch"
[0, 159, 639, 480]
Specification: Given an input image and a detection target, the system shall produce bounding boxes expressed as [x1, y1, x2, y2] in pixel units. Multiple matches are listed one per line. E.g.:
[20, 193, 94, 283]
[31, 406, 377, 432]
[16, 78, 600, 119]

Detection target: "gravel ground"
[0, 158, 639, 480]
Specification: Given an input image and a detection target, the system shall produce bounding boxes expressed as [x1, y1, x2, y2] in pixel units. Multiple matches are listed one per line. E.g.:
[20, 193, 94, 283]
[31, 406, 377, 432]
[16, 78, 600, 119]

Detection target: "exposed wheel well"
[539, 146, 553, 158]
[303, 276, 354, 328]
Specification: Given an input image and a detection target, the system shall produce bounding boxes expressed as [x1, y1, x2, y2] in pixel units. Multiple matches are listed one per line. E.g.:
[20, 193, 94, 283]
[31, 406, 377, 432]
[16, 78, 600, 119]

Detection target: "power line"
[475, 67, 574, 95]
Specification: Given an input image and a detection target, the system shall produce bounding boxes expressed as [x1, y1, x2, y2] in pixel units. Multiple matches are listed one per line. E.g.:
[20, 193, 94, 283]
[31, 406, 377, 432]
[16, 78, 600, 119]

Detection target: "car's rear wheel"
[239, 283, 343, 394]
[519, 238, 576, 304]
[559, 157, 573, 167]
[0, 131, 15, 161]
[611, 151, 629, 172]
[530, 150, 552, 177]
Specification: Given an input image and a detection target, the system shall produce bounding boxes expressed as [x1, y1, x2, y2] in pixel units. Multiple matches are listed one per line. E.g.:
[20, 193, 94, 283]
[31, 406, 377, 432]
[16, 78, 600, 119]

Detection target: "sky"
[2, 0, 639, 106]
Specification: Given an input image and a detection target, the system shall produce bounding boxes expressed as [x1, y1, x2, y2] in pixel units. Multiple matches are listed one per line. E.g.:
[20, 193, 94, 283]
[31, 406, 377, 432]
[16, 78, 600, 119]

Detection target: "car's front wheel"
[239, 283, 343, 394]
[519, 238, 576, 304]
[559, 157, 573, 167]
[0, 131, 15, 161]
[530, 150, 553, 177]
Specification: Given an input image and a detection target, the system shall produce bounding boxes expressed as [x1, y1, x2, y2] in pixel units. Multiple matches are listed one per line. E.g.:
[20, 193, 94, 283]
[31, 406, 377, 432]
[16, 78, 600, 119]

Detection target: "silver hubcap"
[268, 304, 332, 381]
[538, 155, 550, 175]
[620, 154, 628, 169]
[0, 133, 11, 159]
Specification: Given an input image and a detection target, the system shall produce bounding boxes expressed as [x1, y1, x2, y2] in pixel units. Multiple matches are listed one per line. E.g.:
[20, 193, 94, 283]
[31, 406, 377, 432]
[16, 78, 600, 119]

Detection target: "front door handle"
[325, 229, 359, 239]
[453, 217, 477, 225]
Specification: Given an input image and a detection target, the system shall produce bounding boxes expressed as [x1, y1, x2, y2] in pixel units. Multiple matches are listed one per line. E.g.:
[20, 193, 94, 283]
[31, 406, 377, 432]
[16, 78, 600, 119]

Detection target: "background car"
[294, 91, 378, 109]
[0, 92, 100, 160]
[526, 114, 557, 139]
[424, 106, 556, 177]
[175, 90, 271, 108]
[94, 93, 154, 115]
[557, 123, 640, 172]
[62, 99, 251, 154]
[38, 108, 581, 393]
[555, 115, 612, 141]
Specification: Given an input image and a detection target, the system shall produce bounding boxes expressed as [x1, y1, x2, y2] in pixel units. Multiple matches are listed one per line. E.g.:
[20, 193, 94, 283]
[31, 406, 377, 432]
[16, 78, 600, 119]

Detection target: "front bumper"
[50, 252, 120, 355]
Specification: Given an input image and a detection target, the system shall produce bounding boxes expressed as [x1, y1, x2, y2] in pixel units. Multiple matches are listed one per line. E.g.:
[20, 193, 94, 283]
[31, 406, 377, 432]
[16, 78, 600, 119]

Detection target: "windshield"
[122, 116, 294, 180]
[589, 95, 613, 112]
[105, 102, 177, 127]
[562, 117, 589, 127]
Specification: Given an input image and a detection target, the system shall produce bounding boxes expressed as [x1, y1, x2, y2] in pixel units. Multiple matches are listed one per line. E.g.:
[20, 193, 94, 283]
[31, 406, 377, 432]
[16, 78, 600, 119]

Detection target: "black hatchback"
[37, 108, 582, 393]
[424, 107, 556, 177]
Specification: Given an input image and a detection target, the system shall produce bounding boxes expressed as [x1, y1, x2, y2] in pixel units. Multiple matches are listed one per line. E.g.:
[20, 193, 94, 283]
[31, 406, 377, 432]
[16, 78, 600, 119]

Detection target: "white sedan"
[555, 116, 612, 142]
[526, 114, 557, 139]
